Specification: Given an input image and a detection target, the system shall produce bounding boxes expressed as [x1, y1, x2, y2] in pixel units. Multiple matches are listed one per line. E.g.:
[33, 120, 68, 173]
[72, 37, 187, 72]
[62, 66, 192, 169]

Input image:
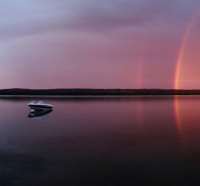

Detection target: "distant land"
[0, 88, 200, 96]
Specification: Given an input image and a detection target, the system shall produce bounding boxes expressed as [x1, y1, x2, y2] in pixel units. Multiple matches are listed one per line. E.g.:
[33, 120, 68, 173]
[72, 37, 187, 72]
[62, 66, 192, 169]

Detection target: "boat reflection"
[28, 109, 53, 119]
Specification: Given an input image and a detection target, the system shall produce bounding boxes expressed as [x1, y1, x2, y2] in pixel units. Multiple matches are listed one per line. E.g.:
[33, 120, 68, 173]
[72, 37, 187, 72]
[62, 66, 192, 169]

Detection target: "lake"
[0, 96, 200, 186]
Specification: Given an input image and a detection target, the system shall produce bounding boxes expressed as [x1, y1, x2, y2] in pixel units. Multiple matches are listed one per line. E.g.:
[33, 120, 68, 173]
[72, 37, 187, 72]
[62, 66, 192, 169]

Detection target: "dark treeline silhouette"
[0, 88, 200, 95]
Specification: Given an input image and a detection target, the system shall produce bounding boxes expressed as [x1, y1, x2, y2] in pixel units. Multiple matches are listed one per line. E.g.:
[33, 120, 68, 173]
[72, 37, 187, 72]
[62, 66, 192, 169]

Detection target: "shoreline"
[0, 95, 198, 102]
[0, 89, 200, 97]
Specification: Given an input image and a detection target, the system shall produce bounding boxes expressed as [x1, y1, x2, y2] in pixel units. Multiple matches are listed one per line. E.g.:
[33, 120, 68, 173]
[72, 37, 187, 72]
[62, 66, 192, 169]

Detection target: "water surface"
[0, 96, 200, 186]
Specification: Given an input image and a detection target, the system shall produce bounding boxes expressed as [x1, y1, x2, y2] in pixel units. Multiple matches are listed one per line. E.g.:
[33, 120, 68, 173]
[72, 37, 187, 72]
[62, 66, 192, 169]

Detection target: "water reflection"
[174, 96, 200, 160]
[28, 109, 53, 119]
[0, 97, 199, 185]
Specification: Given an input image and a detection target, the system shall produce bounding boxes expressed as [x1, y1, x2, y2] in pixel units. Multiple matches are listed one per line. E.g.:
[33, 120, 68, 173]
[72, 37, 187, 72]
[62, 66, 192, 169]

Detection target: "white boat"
[28, 101, 53, 112]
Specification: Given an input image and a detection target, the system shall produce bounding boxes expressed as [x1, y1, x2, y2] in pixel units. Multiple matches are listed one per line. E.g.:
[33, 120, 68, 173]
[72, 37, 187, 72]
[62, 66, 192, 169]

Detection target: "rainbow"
[174, 11, 199, 154]
[174, 12, 198, 89]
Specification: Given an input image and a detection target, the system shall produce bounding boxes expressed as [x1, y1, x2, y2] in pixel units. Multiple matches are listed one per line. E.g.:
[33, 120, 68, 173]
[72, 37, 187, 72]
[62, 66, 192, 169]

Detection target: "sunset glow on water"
[0, 97, 200, 185]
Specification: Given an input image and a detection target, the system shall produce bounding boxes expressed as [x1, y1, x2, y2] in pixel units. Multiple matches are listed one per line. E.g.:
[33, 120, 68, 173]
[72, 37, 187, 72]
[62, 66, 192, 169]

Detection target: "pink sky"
[0, 0, 200, 89]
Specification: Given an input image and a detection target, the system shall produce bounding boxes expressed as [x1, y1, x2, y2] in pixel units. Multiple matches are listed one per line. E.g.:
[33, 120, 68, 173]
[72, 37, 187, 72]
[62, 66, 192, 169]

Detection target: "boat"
[28, 101, 53, 112]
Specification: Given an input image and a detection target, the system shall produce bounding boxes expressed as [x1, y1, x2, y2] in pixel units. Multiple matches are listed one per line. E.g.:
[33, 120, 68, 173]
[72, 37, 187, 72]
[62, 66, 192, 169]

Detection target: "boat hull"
[28, 105, 53, 112]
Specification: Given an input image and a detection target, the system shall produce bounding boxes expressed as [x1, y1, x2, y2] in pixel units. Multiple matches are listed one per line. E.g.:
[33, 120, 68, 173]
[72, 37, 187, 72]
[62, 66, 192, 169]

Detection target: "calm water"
[0, 96, 200, 186]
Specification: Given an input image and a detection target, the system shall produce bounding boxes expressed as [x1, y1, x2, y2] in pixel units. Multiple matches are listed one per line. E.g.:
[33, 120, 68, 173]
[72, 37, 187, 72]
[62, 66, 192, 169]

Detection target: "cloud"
[66, 0, 173, 30]
[0, 0, 200, 89]
[0, 0, 199, 38]
[0, 0, 73, 37]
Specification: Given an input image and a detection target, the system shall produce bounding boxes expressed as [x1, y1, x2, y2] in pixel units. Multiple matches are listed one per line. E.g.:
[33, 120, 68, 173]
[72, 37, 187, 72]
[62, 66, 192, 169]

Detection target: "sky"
[0, 0, 200, 89]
